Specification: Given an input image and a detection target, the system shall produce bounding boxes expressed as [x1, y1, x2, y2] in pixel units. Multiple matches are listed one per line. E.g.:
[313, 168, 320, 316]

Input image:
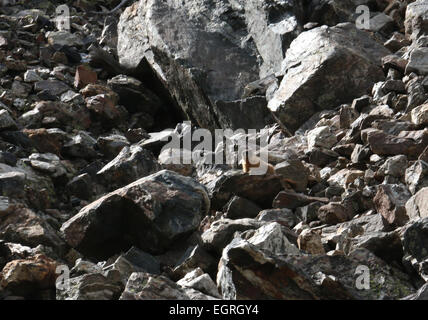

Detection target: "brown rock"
[374, 184, 412, 227]
[367, 129, 428, 159]
[0, 254, 58, 296]
[274, 160, 308, 192]
[85, 94, 126, 123]
[317, 202, 351, 225]
[23, 128, 65, 156]
[297, 229, 325, 255]
[273, 190, 328, 210]
[74, 65, 98, 89]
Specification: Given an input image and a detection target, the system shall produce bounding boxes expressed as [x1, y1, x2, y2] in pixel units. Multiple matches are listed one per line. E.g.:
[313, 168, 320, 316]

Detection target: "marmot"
[240, 150, 275, 175]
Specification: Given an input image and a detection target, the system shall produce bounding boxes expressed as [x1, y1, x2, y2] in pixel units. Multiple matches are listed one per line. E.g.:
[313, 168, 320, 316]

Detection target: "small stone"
[74, 65, 97, 89]
[0, 109, 17, 131]
[307, 126, 337, 151]
[411, 103, 428, 126]
[374, 184, 412, 227]
[297, 229, 325, 255]
[23, 70, 42, 83]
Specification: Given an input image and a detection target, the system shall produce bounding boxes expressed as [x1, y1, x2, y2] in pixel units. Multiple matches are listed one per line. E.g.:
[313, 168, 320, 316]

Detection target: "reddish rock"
[374, 184, 412, 227]
[367, 129, 428, 159]
[80, 83, 118, 102]
[74, 65, 98, 89]
[85, 94, 126, 123]
[0, 254, 58, 296]
[23, 128, 65, 156]
[317, 202, 351, 225]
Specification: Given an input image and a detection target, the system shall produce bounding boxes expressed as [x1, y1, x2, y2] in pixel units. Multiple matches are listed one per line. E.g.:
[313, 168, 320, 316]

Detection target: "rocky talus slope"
[0, 0, 427, 300]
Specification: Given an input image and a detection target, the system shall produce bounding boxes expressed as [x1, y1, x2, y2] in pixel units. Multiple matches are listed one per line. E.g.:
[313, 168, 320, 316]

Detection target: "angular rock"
[268, 23, 388, 132]
[206, 170, 283, 210]
[177, 268, 221, 298]
[65, 173, 93, 201]
[201, 218, 263, 254]
[374, 184, 412, 228]
[158, 148, 194, 177]
[107, 247, 161, 282]
[405, 1, 428, 40]
[97, 134, 130, 159]
[0, 206, 65, 252]
[317, 202, 352, 225]
[223, 196, 261, 220]
[217, 236, 318, 300]
[297, 229, 325, 255]
[307, 126, 338, 151]
[217, 236, 414, 300]
[1, 254, 58, 296]
[74, 65, 97, 89]
[243, 0, 304, 77]
[173, 245, 217, 280]
[63, 131, 98, 159]
[377, 155, 408, 178]
[0, 110, 17, 131]
[257, 208, 299, 229]
[120, 272, 217, 300]
[118, 0, 268, 130]
[96, 145, 160, 190]
[34, 80, 71, 97]
[61, 170, 210, 259]
[405, 160, 428, 194]
[411, 103, 428, 126]
[85, 94, 127, 125]
[405, 187, 428, 221]
[56, 271, 123, 300]
[403, 217, 428, 281]
[46, 31, 83, 47]
[367, 129, 428, 159]
[348, 231, 404, 265]
[274, 159, 308, 192]
[0, 171, 25, 198]
[406, 48, 428, 75]
[107, 75, 163, 115]
[273, 190, 328, 210]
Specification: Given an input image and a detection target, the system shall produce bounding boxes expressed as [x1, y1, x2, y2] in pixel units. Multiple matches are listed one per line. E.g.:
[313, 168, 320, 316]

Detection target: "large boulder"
[117, 0, 273, 130]
[61, 170, 210, 259]
[205, 169, 283, 209]
[405, 0, 428, 41]
[243, 0, 305, 78]
[268, 23, 389, 133]
[217, 235, 415, 300]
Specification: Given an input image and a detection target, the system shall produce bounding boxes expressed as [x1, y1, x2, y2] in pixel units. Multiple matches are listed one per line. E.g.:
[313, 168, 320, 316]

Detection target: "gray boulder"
[61, 170, 210, 259]
[117, 0, 272, 130]
[268, 23, 388, 133]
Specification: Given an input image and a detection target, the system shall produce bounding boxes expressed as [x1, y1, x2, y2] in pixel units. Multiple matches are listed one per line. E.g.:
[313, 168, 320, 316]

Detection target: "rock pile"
[0, 0, 427, 300]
